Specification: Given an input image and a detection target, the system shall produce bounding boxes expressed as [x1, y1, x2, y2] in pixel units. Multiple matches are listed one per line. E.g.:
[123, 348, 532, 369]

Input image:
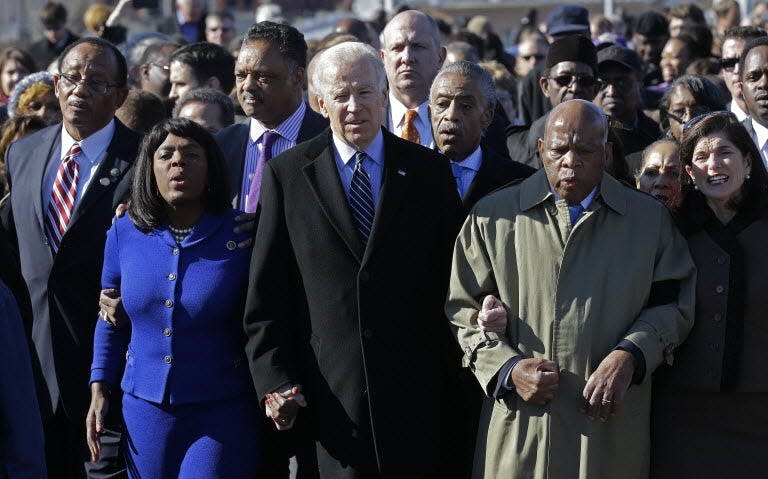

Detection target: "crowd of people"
[0, 0, 767, 478]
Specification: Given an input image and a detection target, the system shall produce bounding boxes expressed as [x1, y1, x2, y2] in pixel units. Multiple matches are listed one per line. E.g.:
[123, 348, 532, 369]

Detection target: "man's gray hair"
[172, 87, 235, 127]
[430, 60, 497, 111]
[312, 42, 386, 99]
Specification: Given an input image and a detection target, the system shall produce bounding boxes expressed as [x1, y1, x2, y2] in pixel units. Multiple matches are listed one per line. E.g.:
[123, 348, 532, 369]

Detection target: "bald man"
[380, 10, 445, 147]
[447, 100, 695, 479]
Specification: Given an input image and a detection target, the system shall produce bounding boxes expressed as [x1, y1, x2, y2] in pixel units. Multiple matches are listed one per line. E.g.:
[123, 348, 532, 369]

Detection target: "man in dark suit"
[2, 37, 139, 479]
[215, 21, 327, 212]
[243, 41, 462, 478]
[430, 61, 534, 215]
[28, 2, 79, 70]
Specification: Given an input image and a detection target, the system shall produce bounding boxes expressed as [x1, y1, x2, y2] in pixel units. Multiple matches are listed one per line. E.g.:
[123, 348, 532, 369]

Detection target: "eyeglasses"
[681, 110, 738, 135]
[58, 72, 120, 94]
[720, 57, 739, 73]
[521, 53, 544, 61]
[548, 74, 600, 89]
[664, 105, 712, 125]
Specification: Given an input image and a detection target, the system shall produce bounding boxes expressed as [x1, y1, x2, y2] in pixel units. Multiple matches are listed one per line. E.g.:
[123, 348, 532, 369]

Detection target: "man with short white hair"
[244, 41, 462, 478]
[380, 10, 445, 147]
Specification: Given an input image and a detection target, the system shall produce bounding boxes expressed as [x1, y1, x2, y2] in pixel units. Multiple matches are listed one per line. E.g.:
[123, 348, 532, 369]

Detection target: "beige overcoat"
[446, 170, 696, 479]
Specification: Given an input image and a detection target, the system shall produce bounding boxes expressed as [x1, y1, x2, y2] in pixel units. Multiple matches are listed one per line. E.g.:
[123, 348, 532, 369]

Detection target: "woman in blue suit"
[86, 118, 260, 478]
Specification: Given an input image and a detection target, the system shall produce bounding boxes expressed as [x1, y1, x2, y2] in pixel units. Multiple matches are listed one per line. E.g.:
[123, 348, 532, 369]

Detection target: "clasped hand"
[265, 385, 307, 431]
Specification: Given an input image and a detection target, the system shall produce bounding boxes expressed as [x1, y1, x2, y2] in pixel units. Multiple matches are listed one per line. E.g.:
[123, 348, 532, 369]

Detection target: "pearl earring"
[693, 183, 699, 190]
[746, 174, 751, 179]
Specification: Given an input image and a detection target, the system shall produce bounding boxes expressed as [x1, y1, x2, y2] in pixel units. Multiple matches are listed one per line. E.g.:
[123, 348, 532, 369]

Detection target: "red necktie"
[400, 109, 421, 144]
[45, 143, 81, 252]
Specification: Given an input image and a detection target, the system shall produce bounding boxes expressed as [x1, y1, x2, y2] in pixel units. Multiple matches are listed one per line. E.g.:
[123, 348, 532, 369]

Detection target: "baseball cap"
[597, 45, 642, 73]
[547, 5, 590, 37]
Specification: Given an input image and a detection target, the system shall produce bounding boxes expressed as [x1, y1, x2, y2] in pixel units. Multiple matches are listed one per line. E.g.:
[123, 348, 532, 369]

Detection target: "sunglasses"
[681, 110, 738, 135]
[720, 57, 739, 72]
[548, 74, 600, 89]
[664, 105, 712, 125]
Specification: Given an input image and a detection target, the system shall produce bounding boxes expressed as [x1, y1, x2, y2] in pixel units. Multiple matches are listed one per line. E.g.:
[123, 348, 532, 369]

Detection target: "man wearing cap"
[594, 45, 660, 170]
[517, 5, 590, 125]
[632, 11, 669, 88]
[508, 35, 600, 167]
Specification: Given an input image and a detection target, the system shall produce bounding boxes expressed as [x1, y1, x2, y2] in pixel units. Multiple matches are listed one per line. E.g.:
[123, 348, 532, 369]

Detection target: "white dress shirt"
[729, 99, 749, 123]
[387, 93, 434, 148]
[751, 118, 768, 169]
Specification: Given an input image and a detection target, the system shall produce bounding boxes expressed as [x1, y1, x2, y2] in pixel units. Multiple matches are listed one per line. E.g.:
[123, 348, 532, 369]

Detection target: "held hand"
[265, 385, 307, 431]
[98, 288, 128, 328]
[477, 295, 507, 333]
[233, 212, 257, 249]
[112, 202, 129, 224]
[85, 383, 110, 462]
[509, 358, 559, 405]
[581, 349, 635, 422]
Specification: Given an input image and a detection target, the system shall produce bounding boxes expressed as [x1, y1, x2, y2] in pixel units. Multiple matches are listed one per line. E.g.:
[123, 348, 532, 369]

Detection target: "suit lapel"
[302, 135, 365, 262]
[69, 122, 133, 225]
[463, 147, 497, 207]
[229, 122, 250, 208]
[362, 131, 412, 266]
[29, 126, 61, 233]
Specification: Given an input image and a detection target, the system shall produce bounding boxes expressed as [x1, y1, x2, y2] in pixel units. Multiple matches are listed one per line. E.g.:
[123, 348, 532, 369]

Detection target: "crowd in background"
[0, 0, 767, 478]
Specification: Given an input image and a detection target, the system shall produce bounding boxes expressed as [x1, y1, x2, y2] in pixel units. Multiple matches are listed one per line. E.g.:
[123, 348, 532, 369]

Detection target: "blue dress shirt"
[332, 129, 385, 209]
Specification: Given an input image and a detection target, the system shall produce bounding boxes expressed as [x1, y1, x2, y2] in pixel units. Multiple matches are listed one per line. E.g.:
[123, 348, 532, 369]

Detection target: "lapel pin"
[226, 240, 237, 251]
[99, 177, 111, 186]
[110, 168, 121, 178]
[397, 169, 407, 176]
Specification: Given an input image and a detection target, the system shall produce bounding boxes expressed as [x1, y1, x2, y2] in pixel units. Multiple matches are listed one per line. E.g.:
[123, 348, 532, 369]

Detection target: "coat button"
[163, 328, 172, 337]
[362, 329, 373, 339]
[716, 256, 725, 265]
[715, 285, 724, 294]
[167, 273, 176, 281]
[164, 355, 172, 364]
[714, 313, 722, 322]
[164, 299, 174, 308]
[172, 247, 179, 255]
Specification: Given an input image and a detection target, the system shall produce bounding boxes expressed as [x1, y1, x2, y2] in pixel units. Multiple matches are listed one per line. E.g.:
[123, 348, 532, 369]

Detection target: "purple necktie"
[245, 130, 279, 213]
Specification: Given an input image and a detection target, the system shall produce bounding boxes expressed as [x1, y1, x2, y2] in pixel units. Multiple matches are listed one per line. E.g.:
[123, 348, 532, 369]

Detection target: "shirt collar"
[248, 101, 306, 144]
[389, 92, 429, 128]
[549, 184, 598, 209]
[60, 119, 115, 167]
[452, 145, 483, 172]
[730, 99, 749, 122]
[752, 117, 768, 150]
[332, 129, 385, 167]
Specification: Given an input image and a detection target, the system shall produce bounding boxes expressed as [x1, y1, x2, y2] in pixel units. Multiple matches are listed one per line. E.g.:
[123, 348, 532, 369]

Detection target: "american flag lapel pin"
[397, 169, 407, 176]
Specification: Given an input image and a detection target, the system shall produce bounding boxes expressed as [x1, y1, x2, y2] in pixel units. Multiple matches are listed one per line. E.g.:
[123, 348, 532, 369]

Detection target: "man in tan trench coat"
[446, 100, 696, 479]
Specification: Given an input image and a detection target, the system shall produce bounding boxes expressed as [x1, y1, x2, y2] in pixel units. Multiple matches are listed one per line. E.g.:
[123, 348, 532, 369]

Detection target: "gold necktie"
[400, 109, 421, 144]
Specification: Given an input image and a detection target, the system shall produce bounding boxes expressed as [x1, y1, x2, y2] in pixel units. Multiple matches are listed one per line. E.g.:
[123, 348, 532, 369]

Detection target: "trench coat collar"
[520, 169, 627, 215]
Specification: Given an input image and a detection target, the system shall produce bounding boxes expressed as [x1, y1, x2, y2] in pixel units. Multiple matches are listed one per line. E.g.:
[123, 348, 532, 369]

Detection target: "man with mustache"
[1, 37, 140, 478]
[593, 45, 660, 171]
[507, 35, 599, 168]
[215, 21, 327, 213]
[739, 36, 768, 169]
[430, 61, 534, 213]
[447, 99, 696, 479]
[720, 26, 767, 122]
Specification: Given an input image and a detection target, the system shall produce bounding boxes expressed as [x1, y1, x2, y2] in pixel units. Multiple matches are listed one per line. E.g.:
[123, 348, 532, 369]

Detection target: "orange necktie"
[400, 109, 421, 144]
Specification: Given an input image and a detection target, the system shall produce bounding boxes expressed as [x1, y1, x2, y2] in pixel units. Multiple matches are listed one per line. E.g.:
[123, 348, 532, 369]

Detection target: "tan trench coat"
[446, 170, 696, 479]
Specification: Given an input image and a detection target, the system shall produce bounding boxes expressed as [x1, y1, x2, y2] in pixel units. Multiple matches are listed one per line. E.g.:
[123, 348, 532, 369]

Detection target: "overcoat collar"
[519, 169, 627, 215]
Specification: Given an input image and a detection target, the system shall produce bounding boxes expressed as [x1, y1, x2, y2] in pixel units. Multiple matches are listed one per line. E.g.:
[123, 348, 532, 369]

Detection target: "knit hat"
[546, 35, 598, 74]
[8, 71, 54, 119]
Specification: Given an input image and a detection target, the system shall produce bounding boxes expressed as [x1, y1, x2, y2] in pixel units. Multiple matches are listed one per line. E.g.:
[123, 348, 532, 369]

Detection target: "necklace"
[169, 225, 193, 244]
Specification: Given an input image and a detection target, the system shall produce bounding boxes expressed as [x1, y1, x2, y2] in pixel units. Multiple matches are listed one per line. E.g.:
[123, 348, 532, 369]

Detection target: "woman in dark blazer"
[651, 111, 768, 477]
[85, 118, 260, 478]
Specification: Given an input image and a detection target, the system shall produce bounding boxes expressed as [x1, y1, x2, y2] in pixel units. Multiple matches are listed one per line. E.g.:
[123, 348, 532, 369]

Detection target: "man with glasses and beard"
[508, 35, 600, 168]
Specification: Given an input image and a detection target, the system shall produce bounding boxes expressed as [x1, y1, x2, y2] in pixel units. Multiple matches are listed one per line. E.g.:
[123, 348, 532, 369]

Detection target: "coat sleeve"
[0, 280, 47, 479]
[621, 207, 696, 380]
[445, 211, 522, 396]
[90, 222, 129, 387]
[243, 163, 299, 401]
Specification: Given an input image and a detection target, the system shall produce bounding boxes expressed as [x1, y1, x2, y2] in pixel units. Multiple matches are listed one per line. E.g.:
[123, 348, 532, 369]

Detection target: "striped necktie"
[245, 130, 279, 213]
[400, 109, 421, 144]
[45, 143, 81, 252]
[349, 151, 375, 244]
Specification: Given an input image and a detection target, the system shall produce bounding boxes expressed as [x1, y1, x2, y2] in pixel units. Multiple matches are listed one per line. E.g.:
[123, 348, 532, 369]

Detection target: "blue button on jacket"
[90, 210, 254, 405]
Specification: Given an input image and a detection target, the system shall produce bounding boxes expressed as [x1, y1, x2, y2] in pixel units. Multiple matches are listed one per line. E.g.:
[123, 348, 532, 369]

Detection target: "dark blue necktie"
[349, 151, 375, 243]
[568, 204, 584, 225]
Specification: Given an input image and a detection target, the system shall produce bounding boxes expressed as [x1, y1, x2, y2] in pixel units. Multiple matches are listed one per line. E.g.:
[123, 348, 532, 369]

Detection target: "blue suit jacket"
[90, 211, 254, 405]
